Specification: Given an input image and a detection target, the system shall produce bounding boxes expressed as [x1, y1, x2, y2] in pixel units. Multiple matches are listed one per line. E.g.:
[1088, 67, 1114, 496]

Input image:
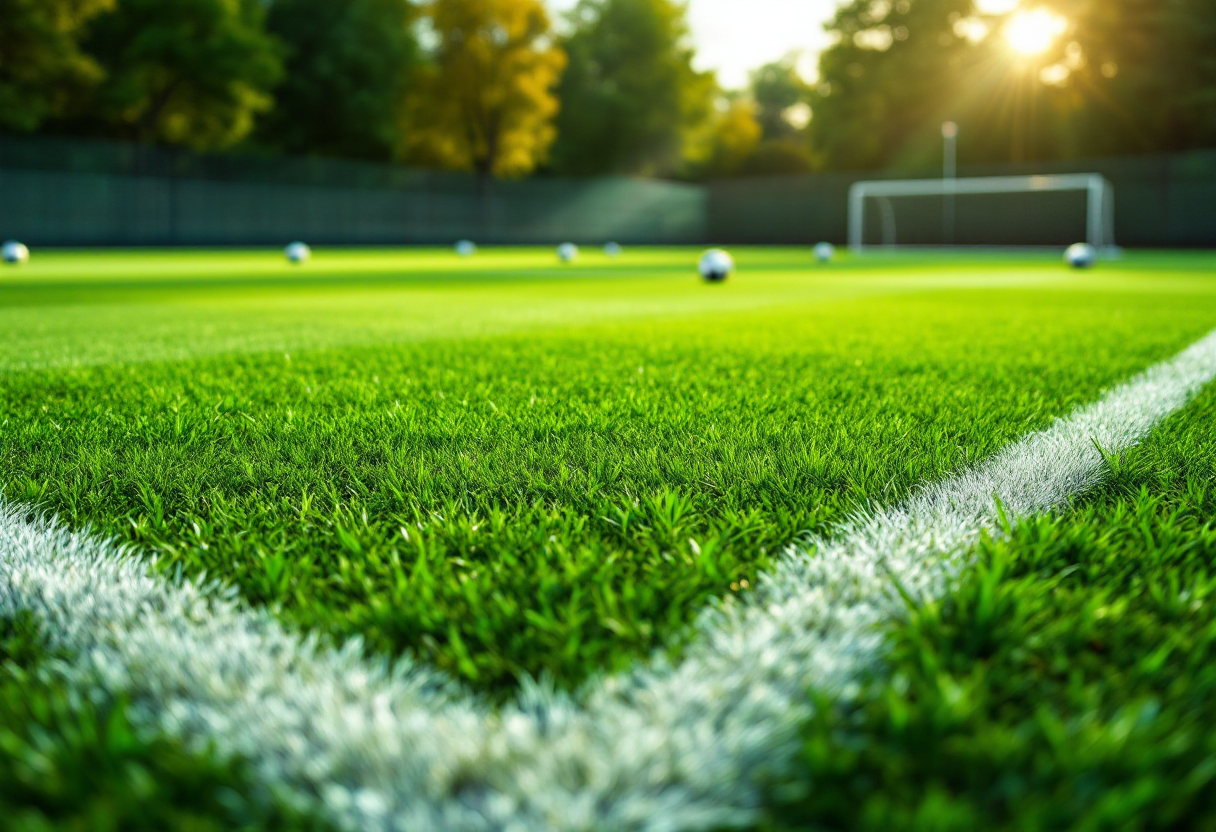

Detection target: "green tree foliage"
[751, 57, 811, 142]
[810, 0, 1216, 171]
[549, 0, 716, 177]
[736, 56, 816, 176]
[811, 0, 978, 172]
[75, 0, 283, 150]
[1029, 0, 1216, 157]
[257, 0, 418, 161]
[946, 0, 1216, 163]
[401, 0, 566, 179]
[0, 0, 112, 132]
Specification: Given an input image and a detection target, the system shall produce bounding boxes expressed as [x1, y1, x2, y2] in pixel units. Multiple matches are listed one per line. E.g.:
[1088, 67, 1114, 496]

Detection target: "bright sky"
[548, 0, 843, 89]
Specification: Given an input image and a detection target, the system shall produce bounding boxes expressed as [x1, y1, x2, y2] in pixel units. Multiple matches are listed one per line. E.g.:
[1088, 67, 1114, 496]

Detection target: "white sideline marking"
[3, 329, 1216, 831]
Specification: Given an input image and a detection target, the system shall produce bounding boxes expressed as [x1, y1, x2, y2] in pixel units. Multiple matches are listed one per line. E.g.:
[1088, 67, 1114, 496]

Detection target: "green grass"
[4, 247, 1216, 828]
[2, 248, 1216, 693]
[766, 384, 1216, 832]
[1, 247, 1203, 372]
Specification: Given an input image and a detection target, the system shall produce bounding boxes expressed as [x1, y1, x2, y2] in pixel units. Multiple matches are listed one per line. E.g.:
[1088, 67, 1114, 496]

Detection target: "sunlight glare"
[975, 0, 1021, 14]
[1005, 9, 1068, 56]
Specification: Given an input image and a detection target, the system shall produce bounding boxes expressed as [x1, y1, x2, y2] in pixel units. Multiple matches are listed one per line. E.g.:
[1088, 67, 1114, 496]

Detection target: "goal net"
[847, 173, 1117, 255]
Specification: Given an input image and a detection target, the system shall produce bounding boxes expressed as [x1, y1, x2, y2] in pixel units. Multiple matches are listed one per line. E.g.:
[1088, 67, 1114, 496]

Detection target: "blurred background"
[2, 0, 1214, 247]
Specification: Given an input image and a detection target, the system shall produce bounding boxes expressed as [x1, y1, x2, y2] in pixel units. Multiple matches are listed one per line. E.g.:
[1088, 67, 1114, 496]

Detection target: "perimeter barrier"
[0, 134, 706, 247]
[707, 150, 1216, 248]
[3, 134, 1214, 248]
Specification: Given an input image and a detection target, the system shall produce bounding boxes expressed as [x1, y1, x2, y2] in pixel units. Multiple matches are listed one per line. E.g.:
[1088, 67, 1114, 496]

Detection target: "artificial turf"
[766, 382, 1216, 831]
[2, 248, 1216, 693]
[2, 247, 1216, 828]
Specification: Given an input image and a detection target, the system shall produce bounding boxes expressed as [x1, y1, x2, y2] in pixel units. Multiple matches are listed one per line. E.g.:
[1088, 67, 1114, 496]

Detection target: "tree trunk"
[476, 166, 495, 241]
[475, 132, 498, 241]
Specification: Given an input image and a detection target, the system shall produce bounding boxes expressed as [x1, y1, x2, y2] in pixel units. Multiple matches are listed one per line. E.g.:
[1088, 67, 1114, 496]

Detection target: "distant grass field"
[3, 246, 1216, 828]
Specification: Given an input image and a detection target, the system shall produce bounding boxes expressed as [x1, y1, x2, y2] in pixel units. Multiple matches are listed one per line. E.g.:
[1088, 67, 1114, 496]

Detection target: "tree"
[808, 0, 1216, 171]
[695, 98, 762, 177]
[400, 0, 566, 179]
[258, 0, 419, 161]
[0, 0, 113, 132]
[810, 0, 979, 172]
[750, 57, 812, 143]
[74, 0, 283, 150]
[1026, 0, 1216, 157]
[549, 0, 716, 177]
[731, 56, 817, 177]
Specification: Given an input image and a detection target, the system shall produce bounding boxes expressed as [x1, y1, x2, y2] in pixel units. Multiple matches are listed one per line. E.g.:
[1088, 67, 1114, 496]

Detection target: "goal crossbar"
[848, 173, 1116, 253]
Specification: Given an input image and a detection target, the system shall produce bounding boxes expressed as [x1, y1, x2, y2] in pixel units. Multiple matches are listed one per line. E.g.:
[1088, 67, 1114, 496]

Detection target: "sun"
[1004, 9, 1068, 56]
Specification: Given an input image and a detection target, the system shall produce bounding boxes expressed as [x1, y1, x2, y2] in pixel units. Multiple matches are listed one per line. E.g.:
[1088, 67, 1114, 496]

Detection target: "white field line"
[3, 329, 1216, 832]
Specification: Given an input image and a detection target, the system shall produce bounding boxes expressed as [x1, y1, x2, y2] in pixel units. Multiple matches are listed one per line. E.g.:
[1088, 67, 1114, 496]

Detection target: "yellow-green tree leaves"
[401, 0, 566, 178]
[695, 99, 762, 178]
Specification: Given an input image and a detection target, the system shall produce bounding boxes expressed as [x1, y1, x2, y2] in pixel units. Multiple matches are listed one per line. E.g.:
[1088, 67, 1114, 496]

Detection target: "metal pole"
[1087, 176, 1104, 251]
[848, 183, 866, 253]
[879, 197, 897, 246]
[1103, 180, 1117, 257]
[942, 122, 958, 246]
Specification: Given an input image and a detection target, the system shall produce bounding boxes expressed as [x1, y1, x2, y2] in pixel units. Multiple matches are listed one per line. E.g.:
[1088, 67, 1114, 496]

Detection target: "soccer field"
[4, 247, 1216, 830]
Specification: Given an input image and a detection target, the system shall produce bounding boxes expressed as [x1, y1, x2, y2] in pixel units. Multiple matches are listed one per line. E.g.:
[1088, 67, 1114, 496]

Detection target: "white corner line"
[3, 329, 1216, 832]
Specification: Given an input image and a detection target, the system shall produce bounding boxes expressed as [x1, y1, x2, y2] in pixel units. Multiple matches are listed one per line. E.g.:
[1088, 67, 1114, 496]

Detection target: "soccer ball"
[1065, 243, 1097, 269]
[604, 242, 623, 258]
[284, 242, 311, 264]
[2, 241, 29, 265]
[557, 242, 579, 263]
[698, 249, 735, 283]
[814, 242, 836, 263]
[455, 240, 477, 257]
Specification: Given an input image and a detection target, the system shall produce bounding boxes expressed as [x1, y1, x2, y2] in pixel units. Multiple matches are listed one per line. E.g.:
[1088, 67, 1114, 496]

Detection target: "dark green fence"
[0, 135, 706, 247]
[4, 134, 1213, 248]
[708, 150, 1216, 248]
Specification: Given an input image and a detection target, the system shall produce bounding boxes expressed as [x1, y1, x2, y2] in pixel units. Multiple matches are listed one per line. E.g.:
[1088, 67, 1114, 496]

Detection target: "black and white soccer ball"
[698, 249, 735, 283]
[557, 242, 579, 263]
[284, 242, 311, 264]
[2, 241, 30, 265]
[1065, 243, 1097, 269]
[814, 242, 836, 263]
[455, 240, 477, 257]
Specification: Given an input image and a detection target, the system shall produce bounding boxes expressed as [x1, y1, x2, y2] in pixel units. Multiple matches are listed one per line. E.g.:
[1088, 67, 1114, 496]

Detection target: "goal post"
[847, 173, 1117, 255]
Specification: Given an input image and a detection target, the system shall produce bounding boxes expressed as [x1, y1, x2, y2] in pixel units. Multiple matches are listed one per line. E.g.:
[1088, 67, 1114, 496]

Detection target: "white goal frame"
[847, 173, 1117, 255]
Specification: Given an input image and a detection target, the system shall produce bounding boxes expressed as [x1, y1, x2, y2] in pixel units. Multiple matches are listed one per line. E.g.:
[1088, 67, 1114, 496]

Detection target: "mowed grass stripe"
[5, 248, 1213, 376]
[2, 329, 1214, 832]
[4, 286, 1212, 692]
[0, 249, 1085, 374]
